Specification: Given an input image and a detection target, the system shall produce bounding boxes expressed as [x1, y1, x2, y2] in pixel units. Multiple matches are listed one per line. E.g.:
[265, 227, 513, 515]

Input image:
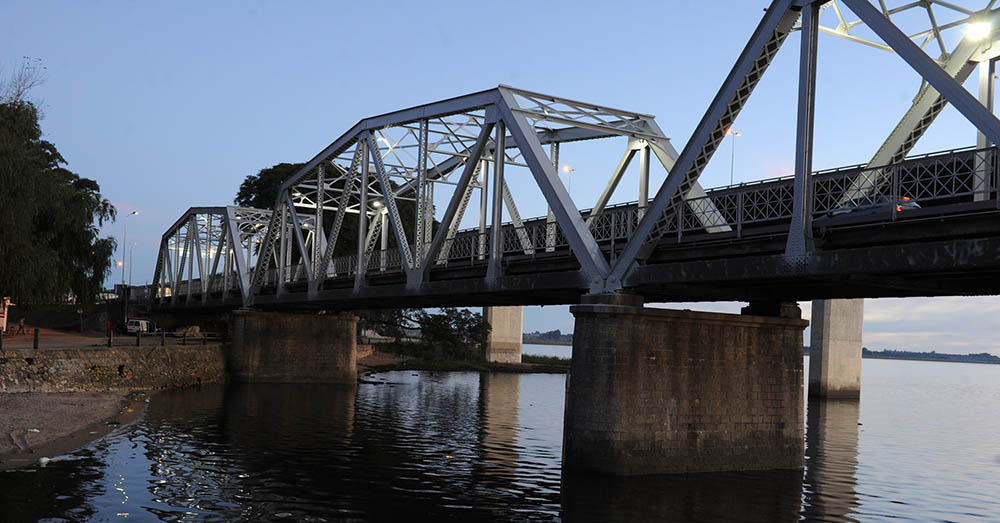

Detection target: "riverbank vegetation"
[0, 59, 116, 305]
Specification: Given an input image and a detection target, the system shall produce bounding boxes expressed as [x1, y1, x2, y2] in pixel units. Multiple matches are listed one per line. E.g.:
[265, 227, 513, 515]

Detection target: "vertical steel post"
[277, 204, 288, 292]
[976, 59, 995, 201]
[222, 233, 231, 299]
[785, 1, 819, 258]
[315, 163, 325, 271]
[415, 120, 428, 266]
[186, 218, 196, 305]
[356, 137, 370, 289]
[891, 165, 900, 221]
[205, 215, 213, 284]
[478, 159, 489, 261]
[676, 204, 683, 242]
[487, 120, 506, 280]
[638, 144, 650, 221]
[546, 143, 558, 252]
[33, 328, 39, 350]
[380, 210, 388, 271]
[737, 190, 744, 238]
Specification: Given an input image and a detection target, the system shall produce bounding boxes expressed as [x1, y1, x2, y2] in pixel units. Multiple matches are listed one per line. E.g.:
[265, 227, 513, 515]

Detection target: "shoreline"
[0, 391, 148, 470]
[358, 348, 569, 375]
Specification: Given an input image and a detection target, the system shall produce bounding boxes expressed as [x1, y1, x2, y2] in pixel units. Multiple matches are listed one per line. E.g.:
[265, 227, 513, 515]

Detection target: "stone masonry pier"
[228, 310, 358, 384]
[563, 294, 807, 475]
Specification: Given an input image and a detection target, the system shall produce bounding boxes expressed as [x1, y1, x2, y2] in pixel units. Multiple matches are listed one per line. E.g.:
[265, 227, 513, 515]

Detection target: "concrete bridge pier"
[808, 299, 864, 399]
[228, 310, 358, 384]
[563, 294, 807, 475]
[482, 306, 523, 363]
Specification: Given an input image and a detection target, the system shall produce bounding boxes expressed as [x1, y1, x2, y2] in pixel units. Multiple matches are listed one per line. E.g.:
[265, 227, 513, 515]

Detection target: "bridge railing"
[676, 145, 998, 240]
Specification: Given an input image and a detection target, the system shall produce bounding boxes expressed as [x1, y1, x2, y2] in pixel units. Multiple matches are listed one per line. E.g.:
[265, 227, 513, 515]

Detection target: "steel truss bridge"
[152, 0, 1000, 310]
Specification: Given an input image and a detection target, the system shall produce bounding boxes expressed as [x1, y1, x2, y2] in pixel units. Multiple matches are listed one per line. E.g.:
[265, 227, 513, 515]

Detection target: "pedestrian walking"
[16, 317, 26, 335]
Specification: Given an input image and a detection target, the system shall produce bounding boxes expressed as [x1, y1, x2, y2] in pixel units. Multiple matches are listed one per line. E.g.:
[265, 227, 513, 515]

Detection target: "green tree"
[234, 162, 303, 210]
[414, 307, 490, 360]
[0, 61, 116, 305]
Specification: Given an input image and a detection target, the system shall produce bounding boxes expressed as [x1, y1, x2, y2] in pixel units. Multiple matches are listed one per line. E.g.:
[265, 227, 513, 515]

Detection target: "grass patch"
[522, 354, 571, 367]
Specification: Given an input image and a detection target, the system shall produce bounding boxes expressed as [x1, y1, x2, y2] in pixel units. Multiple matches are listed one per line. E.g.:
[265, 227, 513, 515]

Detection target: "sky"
[3, 0, 1000, 354]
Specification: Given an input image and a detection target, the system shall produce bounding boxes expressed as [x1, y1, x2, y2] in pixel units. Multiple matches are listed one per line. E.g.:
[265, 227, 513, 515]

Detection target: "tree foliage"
[414, 307, 490, 360]
[234, 162, 303, 210]
[0, 64, 116, 305]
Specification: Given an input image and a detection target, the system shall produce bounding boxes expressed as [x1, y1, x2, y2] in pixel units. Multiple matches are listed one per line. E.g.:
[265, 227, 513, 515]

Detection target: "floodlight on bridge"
[967, 21, 992, 40]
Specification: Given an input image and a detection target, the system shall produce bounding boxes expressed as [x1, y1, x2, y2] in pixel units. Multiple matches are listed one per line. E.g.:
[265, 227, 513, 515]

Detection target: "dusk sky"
[4, 0, 999, 354]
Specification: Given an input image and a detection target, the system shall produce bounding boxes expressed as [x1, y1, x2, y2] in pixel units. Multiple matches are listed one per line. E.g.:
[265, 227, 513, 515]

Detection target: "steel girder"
[244, 83, 721, 303]
[152, 206, 272, 306]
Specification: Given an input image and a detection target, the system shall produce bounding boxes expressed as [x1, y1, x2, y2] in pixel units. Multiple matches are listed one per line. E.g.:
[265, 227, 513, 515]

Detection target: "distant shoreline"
[523, 339, 572, 346]
[806, 347, 1000, 365]
[859, 354, 999, 365]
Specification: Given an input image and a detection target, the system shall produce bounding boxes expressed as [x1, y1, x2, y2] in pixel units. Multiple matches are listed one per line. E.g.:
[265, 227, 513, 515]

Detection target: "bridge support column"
[563, 294, 806, 475]
[808, 299, 864, 399]
[228, 310, 357, 384]
[482, 306, 523, 363]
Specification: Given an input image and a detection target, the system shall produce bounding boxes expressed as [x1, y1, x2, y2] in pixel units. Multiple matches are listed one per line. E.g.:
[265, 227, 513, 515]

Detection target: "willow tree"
[0, 61, 116, 304]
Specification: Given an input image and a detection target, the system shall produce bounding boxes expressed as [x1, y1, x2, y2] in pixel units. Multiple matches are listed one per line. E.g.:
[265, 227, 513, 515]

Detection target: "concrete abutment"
[228, 310, 358, 384]
[563, 294, 807, 475]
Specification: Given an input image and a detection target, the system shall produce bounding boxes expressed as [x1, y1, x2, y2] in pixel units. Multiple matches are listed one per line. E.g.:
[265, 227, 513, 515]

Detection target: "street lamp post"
[121, 210, 138, 286]
[726, 128, 741, 186]
[561, 165, 576, 197]
[129, 241, 136, 287]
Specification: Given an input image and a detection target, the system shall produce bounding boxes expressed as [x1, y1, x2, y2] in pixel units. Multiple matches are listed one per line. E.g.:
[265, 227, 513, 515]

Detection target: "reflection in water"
[476, 373, 521, 491]
[0, 452, 105, 521]
[562, 469, 803, 522]
[1, 361, 998, 520]
[803, 399, 861, 522]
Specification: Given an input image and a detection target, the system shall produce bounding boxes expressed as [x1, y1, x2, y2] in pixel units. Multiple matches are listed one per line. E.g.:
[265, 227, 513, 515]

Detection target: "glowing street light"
[121, 210, 139, 286]
[725, 128, 742, 186]
[561, 165, 576, 196]
[967, 21, 992, 41]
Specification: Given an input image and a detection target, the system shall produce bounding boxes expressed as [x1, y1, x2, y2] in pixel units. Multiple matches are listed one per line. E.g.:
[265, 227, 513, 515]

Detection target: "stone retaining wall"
[0, 345, 226, 393]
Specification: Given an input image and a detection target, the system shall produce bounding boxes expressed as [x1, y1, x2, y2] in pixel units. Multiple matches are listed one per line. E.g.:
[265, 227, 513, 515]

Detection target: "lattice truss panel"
[240, 85, 734, 303]
[811, 1, 999, 202]
[153, 206, 272, 305]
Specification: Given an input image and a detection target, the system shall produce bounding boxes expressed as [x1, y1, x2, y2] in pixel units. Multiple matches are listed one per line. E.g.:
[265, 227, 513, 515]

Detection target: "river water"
[1, 347, 998, 521]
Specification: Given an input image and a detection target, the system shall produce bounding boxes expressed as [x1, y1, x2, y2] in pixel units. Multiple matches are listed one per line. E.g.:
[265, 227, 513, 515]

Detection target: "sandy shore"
[0, 391, 146, 469]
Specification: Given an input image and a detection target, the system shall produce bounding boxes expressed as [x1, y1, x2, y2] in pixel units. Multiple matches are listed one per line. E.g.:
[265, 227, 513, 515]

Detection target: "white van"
[125, 319, 152, 334]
